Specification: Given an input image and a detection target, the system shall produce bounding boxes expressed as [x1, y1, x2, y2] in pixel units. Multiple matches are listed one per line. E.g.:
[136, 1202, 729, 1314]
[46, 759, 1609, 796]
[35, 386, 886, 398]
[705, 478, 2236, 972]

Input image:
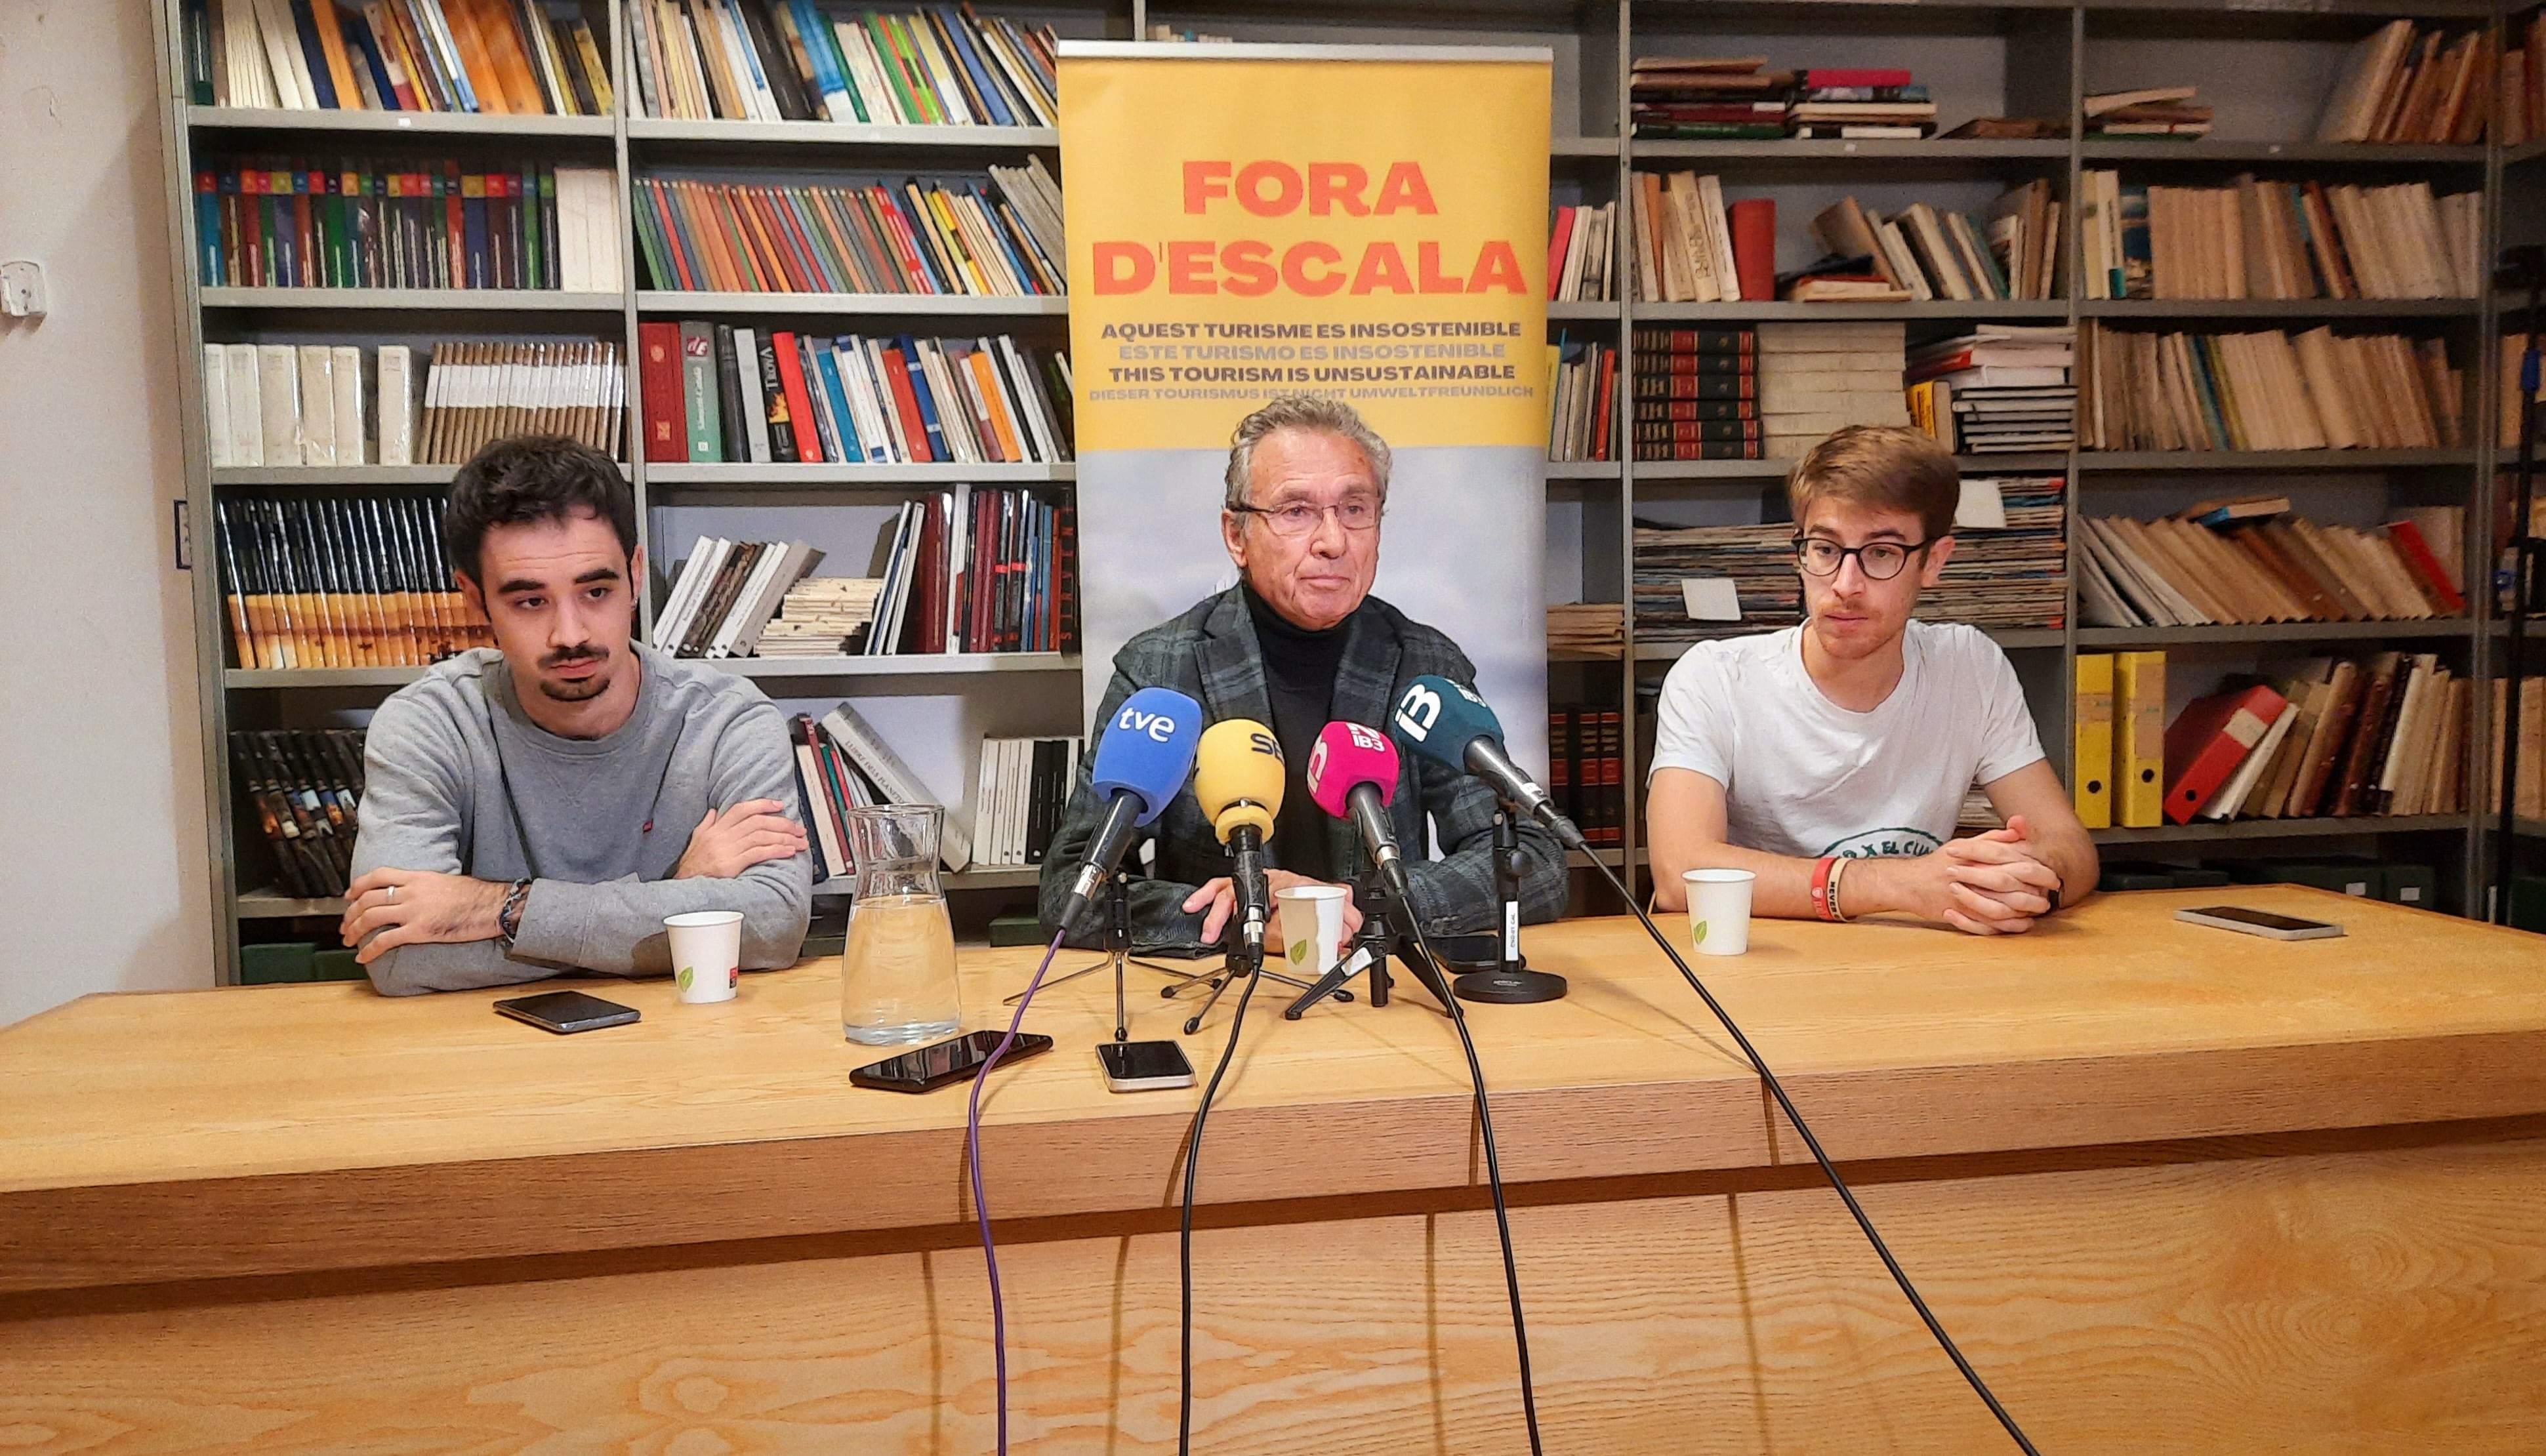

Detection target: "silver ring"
[388, 885, 398, 904]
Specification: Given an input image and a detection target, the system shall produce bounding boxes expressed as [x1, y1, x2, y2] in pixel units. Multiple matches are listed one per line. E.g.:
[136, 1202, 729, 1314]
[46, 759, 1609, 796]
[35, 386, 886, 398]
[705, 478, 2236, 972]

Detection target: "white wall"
[0, 1, 215, 1023]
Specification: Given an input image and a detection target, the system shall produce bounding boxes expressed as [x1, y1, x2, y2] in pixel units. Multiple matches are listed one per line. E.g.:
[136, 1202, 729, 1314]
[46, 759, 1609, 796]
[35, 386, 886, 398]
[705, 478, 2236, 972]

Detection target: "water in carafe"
[840, 804, 961, 1045]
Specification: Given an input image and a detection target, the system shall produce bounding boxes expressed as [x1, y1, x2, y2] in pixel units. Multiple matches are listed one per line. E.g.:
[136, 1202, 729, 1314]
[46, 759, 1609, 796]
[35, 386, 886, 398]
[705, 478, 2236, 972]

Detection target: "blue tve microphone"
[1389, 674, 1588, 852]
[1066, 686, 1204, 920]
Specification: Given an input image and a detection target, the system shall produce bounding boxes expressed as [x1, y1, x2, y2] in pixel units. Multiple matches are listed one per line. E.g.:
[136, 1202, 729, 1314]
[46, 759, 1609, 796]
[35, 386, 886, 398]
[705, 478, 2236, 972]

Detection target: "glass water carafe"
[839, 803, 962, 1045]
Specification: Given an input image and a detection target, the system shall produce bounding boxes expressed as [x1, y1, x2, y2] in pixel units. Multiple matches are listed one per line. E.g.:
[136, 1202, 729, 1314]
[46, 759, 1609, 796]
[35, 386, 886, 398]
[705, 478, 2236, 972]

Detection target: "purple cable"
[964, 926, 1068, 1456]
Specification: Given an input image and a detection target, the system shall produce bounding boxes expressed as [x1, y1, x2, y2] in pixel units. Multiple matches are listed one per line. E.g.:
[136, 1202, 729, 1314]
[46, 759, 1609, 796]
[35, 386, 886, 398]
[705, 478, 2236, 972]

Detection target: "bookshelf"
[154, 2, 2539, 980]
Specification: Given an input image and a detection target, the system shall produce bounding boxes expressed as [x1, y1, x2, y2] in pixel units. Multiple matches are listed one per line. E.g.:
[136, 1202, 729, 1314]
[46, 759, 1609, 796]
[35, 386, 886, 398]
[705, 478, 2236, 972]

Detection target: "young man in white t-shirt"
[1648, 426, 2097, 934]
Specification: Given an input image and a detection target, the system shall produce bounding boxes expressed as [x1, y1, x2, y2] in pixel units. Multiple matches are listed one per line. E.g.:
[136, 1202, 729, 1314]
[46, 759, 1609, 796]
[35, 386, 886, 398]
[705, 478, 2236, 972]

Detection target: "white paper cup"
[667, 910, 743, 1003]
[1682, 869, 1756, 956]
[1276, 885, 1348, 980]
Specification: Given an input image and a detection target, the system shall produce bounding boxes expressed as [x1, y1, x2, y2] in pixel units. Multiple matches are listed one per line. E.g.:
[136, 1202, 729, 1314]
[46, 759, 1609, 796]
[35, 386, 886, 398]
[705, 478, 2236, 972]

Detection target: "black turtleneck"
[1243, 581, 1353, 882]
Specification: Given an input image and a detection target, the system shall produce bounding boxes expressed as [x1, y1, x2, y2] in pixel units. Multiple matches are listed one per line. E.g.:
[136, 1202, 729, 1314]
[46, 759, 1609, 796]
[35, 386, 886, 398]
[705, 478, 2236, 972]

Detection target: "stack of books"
[1549, 705, 1624, 848]
[2084, 87, 2211, 140]
[1632, 521, 1799, 639]
[2078, 324, 2464, 452]
[632, 168, 1062, 296]
[1632, 327, 1759, 462]
[188, 0, 613, 114]
[230, 729, 369, 901]
[2078, 172, 2482, 300]
[638, 325, 1071, 466]
[1548, 336, 1618, 462]
[1757, 321, 1910, 459]
[1906, 327, 2076, 455]
[214, 496, 488, 670]
[194, 157, 622, 292]
[1627, 57, 1787, 140]
[756, 577, 885, 657]
[1546, 602, 1625, 658]
[1550, 201, 1617, 302]
[2316, 20, 2497, 145]
[1918, 476, 2068, 630]
[864, 486, 1075, 655]
[1786, 67, 1937, 139]
[1809, 185, 2061, 304]
[970, 737, 1084, 868]
[2076, 502, 2465, 628]
[1628, 172, 1771, 303]
[2158, 655, 2472, 826]
[627, 3, 1058, 128]
[655, 538, 829, 658]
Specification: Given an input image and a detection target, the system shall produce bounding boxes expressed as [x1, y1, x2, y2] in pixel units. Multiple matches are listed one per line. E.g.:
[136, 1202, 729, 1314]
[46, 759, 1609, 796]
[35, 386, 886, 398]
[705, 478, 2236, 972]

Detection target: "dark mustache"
[541, 644, 606, 668]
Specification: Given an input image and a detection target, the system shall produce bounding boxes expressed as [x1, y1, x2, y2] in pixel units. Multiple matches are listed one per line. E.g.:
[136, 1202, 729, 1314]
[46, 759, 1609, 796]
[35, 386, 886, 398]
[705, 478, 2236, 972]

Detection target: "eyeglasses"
[1792, 535, 1939, 581]
[1231, 496, 1384, 538]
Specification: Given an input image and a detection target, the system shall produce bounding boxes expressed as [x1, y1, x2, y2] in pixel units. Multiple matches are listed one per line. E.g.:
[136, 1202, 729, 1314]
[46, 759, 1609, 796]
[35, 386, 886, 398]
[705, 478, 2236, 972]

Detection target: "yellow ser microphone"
[1193, 719, 1284, 954]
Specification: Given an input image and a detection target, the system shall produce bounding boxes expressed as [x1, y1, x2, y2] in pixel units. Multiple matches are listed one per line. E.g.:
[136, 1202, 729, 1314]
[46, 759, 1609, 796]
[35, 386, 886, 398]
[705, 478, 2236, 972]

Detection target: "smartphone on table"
[2174, 906, 2345, 940]
[1097, 1040, 1196, 1093]
[495, 990, 642, 1034]
[851, 1030, 1056, 1093]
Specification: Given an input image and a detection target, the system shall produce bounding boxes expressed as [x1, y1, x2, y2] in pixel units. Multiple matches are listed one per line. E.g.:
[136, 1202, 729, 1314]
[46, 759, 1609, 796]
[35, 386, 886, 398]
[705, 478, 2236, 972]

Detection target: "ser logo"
[1248, 730, 1282, 760]
[1115, 705, 1180, 742]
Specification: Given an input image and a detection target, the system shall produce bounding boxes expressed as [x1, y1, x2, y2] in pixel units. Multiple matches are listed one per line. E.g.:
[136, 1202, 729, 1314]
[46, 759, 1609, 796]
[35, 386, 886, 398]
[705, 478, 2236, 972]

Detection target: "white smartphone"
[2175, 905, 2345, 940]
[1096, 1040, 1196, 1093]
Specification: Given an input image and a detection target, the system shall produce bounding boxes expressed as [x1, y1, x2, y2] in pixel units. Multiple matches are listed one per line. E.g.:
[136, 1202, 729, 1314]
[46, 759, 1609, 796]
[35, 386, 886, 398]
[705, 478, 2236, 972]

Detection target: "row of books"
[2084, 86, 2209, 140]
[188, 0, 612, 115]
[2076, 502, 2465, 630]
[2318, 20, 2498, 145]
[1904, 326, 2076, 454]
[232, 729, 369, 902]
[757, 576, 881, 655]
[1628, 57, 1937, 140]
[2076, 324, 2464, 454]
[194, 158, 623, 292]
[636, 323, 1071, 465]
[204, 340, 625, 468]
[1630, 475, 2061, 641]
[2078, 173, 2483, 301]
[215, 495, 491, 669]
[968, 737, 1082, 868]
[866, 486, 1075, 655]
[1549, 706, 1626, 849]
[1628, 172, 1769, 305]
[1549, 201, 1616, 303]
[631, 168, 1060, 296]
[2161, 655, 2473, 828]
[793, 701, 974, 876]
[655, 536, 827, 658]
[1809, 184, 2063, 304]
[1548, 338, 1616, 463]
[1630, 326, 1759, 460]
[629, 3, 1058, 129]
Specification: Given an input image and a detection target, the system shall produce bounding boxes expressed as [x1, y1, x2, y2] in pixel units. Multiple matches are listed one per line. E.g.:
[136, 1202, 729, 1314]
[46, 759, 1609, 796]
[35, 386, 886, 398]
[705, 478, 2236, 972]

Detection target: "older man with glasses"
[1646, 425, 2097, 935]
[1037, 395, 1567, 954]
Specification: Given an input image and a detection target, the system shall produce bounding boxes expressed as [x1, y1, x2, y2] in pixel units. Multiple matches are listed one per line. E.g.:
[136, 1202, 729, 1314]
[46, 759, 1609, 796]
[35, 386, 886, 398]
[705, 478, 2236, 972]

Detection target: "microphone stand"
[1004, 870, 1208, 1041]
[1450, 810, 1569, 1005]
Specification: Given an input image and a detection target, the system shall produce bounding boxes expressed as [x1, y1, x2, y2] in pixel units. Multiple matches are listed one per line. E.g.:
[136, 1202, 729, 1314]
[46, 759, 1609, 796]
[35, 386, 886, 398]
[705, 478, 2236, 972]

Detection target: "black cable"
[1178, 950, 1269, 1455]
[1399, 917, 1545, 1456]
[1586, 857, 2041, 1455]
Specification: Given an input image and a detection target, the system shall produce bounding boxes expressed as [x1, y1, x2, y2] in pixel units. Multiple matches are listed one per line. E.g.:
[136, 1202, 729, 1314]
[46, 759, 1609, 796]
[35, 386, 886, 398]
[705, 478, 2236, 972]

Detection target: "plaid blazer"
[1037, 586, 1568, 952]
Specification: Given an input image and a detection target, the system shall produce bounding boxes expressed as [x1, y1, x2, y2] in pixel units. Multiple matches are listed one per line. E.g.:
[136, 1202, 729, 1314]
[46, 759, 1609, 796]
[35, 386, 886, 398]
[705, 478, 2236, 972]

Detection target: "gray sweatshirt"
[350, 643, 811, 996]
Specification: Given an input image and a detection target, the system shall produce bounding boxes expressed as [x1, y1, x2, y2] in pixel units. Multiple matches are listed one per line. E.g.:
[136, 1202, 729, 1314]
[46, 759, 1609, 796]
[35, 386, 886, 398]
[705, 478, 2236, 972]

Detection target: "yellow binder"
[2074, 653, 2114, 829]
[2114, 650, 2169, 827]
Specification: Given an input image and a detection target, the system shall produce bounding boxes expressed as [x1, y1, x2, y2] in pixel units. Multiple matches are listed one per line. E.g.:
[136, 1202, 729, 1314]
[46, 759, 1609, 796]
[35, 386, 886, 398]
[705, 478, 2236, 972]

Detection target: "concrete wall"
[0, 1, 215, 1023]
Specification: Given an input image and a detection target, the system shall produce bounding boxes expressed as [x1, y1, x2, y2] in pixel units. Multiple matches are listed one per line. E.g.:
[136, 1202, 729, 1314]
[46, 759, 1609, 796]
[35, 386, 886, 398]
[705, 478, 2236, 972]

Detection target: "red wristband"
[1810, 857, 1839, 921]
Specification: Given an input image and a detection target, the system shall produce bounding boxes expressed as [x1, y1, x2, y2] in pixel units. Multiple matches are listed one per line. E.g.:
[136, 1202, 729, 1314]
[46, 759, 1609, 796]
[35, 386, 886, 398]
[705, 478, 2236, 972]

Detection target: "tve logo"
[1115, 703, 1180, 742]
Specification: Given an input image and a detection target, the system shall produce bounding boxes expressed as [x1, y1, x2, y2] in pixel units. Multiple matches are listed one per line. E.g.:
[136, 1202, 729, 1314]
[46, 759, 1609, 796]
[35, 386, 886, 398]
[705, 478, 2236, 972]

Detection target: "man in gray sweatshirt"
[340, 436, 811, 994]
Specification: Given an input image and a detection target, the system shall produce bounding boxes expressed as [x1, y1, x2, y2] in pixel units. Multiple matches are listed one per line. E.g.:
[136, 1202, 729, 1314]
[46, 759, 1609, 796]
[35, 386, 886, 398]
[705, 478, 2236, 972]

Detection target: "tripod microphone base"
[1452, 961, 1568, 1004]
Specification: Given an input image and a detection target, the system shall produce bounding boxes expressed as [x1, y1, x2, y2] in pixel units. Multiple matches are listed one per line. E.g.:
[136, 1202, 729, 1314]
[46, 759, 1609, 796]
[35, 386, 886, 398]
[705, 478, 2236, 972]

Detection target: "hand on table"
[1876, 817, 2062, 936]
[1183, 870, 1363, 953]
[674, 799, 807, 880]
[339, 868, 508, 963]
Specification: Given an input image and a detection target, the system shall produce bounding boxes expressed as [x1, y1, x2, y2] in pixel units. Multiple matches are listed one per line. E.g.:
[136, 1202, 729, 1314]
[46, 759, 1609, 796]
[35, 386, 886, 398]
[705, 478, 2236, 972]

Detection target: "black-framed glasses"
[1792, 535, 1940, 580]
[1231, 496, 1384, 537]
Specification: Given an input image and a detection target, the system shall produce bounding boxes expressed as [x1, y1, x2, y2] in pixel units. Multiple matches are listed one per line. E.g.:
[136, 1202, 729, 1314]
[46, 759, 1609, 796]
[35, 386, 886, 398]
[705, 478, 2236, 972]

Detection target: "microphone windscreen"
[1091, 686, 1204, 826]
[1194, 719, 1284, 842]
[1388, 674, 1505, 771]
[1305, 721, 1400, 819]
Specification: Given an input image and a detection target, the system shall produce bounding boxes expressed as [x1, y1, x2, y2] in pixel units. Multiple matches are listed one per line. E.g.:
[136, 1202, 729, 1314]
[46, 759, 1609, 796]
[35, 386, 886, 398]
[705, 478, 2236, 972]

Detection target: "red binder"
[1729, 199, 1778, 304]
[2162, 685, 2289, 823]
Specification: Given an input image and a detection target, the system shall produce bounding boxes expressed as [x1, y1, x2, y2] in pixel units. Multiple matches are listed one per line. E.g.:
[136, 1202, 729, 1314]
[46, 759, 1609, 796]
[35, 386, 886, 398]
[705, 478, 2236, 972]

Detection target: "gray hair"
[1222, 395, 1393, 512]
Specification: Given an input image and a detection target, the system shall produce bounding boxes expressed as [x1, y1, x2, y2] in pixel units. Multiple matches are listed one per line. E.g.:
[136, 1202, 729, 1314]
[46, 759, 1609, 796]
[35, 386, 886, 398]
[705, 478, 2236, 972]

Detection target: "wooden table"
[7, 886, 2546, 1453]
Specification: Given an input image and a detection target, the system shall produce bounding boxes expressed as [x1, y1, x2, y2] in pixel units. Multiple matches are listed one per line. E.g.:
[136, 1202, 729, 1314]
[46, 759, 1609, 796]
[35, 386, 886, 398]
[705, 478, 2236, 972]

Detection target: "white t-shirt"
[1649, 620, 2045, 860]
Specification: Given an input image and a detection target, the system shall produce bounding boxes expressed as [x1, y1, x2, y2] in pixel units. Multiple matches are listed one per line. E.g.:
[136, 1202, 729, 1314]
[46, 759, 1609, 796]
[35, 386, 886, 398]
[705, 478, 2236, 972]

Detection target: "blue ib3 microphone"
[1389, 675, 1588, 852]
